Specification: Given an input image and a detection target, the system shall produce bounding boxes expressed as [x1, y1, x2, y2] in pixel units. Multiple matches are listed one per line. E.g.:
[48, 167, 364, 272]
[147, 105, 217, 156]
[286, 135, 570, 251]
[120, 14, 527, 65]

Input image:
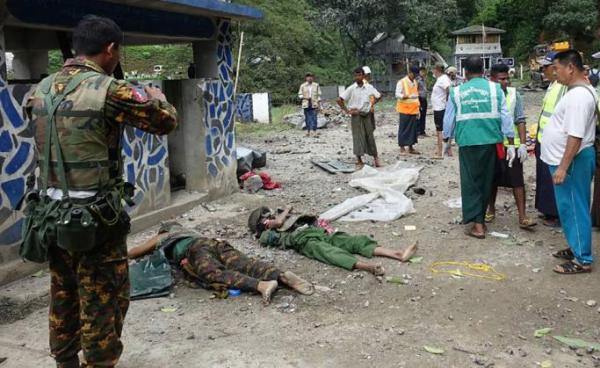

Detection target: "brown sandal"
[553, 261, 592, 275]
[519, 218, 537, 229]
[465, 229, 485, 239]
[552, 248, 574, 261]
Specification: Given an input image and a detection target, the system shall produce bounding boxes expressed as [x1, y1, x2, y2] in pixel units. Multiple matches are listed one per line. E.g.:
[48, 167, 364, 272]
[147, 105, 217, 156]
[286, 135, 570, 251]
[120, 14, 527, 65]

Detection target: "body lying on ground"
[248, 206, 418, 276]
[128, 222, 314, 304]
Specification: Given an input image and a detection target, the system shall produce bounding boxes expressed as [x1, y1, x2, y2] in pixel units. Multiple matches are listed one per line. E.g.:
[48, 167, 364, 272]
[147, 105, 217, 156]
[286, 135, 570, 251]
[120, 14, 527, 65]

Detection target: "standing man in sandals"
[396, 65, 421, 155]
[337, 67, 382, 168]
[442, 56, 516, 239]
[431, 63, 453, 158]
[535, 52, 565, 228]
[298, 72, 321, 137]
[542, 50, 597, 274]
[25, 16, 177, 368]
[485, 63, 536, 229]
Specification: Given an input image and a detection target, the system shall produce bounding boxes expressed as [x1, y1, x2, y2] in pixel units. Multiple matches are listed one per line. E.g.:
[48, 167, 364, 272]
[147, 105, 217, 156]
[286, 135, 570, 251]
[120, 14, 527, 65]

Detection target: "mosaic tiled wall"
[202, 19, 236, 178]
[235, 93, 253, 122]
[0, 79, 36, 248]
[121, 126, 170, 216]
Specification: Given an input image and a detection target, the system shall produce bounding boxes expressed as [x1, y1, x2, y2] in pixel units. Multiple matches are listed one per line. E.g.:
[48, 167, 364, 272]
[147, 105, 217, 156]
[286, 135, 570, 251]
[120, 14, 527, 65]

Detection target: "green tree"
[543, 0, 598, 41]
[233, 0, 350, 104]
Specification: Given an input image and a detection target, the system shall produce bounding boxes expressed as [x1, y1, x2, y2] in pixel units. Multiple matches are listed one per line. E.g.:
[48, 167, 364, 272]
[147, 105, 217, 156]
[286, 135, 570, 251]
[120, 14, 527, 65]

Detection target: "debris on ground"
[311, 159, 355, 174]
[320, 162, 422, 222]
[240, 171, 282, 192]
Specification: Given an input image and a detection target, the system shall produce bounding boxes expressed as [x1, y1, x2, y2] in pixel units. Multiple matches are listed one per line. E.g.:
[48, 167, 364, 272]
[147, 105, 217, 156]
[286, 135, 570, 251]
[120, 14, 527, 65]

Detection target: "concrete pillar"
[11, 50, 48, 80]
[192, 40, 218, 79]
[163, 79, 206, 192]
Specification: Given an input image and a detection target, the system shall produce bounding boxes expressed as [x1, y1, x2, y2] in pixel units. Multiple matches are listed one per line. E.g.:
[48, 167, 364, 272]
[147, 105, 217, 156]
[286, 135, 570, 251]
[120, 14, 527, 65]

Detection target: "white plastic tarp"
[320, 162, 422, 222]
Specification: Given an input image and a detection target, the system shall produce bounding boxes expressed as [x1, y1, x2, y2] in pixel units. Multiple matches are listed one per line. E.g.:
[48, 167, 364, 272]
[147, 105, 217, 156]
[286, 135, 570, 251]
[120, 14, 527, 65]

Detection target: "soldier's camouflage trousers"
[48, 233, 129, 368]
[186, 238, 281, 291]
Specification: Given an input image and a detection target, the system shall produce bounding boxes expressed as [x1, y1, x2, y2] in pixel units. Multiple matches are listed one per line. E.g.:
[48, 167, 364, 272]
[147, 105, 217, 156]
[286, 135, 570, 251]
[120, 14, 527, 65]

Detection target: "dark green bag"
[19, 193, 61, 263]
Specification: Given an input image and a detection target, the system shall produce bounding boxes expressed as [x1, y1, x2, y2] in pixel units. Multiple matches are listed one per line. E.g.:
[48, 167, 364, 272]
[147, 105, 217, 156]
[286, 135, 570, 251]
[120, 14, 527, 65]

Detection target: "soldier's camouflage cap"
[158, 221, 183, 234]
[248, 207, 272, 234]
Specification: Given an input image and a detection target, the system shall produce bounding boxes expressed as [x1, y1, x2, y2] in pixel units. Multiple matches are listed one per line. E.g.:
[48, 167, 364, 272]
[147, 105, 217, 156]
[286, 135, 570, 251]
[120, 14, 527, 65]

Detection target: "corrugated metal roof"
[451, 25, 505, 36]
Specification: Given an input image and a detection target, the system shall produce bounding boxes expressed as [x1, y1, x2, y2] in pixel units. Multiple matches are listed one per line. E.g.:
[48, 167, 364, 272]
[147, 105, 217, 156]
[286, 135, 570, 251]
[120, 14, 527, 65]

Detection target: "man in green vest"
[486, 63, 536, 228]
[25, 16, 177, 368]
[442, 56, 516, 239]
[535, 52, 566, 228]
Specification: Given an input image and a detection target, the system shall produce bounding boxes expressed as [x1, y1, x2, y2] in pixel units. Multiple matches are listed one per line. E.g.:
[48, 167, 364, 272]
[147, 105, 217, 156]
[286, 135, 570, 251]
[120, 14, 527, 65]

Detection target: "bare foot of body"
[279, 271, 314, 295]
[354, 262, 385, 276]
[257, 280, 278, 305]
[373, 241, 418, 262]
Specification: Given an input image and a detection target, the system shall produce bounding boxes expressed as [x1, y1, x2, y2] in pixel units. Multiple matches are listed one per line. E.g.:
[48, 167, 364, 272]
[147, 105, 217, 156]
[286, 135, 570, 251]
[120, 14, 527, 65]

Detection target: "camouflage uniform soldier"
[25, 16, 177, 368]
[127, 222, 315, 304]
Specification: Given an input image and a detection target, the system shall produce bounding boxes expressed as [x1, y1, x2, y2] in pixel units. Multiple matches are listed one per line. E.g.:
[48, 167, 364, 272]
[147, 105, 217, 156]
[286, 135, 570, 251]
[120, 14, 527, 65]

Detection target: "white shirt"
[340, 82, 381, 113]
[431, 74, 452, 111]
[46, 188, 97, 200]
[541, 85, 598, 166]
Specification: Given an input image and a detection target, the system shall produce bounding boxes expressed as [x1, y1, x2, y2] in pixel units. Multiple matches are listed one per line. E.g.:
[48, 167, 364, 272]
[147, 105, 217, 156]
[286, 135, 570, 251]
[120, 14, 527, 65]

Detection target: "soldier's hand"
[145, 85, 167, 102]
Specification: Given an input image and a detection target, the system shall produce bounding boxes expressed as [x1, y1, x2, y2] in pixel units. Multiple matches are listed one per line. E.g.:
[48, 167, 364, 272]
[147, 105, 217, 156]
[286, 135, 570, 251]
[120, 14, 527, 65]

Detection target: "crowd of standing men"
[301, 50, 597, 277]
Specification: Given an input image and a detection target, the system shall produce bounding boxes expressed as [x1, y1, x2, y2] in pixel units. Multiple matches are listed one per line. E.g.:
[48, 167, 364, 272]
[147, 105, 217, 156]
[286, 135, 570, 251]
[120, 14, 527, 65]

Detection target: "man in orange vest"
[396, 65, 421, 155]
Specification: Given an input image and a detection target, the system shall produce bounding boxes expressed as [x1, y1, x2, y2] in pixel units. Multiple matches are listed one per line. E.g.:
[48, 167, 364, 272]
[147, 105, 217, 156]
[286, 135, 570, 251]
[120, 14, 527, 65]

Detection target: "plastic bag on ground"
[320, 162, 422, 222]
[129, 250, 173, 300]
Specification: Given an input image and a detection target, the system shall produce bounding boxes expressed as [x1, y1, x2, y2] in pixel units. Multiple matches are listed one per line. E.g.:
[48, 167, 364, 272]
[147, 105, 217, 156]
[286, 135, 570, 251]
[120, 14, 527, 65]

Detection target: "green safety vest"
[503, 87, 520, 147]
[451, 77, 503, 147]
[536, 81, 567, 143]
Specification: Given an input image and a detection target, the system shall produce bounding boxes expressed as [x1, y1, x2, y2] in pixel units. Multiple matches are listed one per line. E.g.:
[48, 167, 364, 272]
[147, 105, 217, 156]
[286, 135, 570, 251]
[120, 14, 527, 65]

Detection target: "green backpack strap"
[40, 71, 100, 199]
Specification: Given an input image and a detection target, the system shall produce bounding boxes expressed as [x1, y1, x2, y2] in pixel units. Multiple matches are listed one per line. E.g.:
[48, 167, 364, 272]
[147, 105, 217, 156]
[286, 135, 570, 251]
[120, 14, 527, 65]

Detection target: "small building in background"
[366, 32, 435, 92]
[451, 25, 505, 73]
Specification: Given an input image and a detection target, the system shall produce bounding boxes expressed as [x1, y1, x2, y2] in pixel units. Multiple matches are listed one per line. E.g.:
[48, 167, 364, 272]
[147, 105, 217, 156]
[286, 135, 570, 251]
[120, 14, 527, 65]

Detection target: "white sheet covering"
[320, 162, 422, 222]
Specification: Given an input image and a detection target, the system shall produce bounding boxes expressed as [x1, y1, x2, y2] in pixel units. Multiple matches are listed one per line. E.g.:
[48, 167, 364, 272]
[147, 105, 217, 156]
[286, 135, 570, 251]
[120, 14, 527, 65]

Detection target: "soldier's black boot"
[56, 356, 80, 368]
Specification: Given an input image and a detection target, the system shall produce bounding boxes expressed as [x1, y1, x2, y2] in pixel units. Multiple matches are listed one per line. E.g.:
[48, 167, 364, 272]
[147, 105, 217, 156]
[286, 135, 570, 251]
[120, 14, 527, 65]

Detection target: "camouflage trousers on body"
[186, 238, 281, 292]
[48, 232, 129, 368]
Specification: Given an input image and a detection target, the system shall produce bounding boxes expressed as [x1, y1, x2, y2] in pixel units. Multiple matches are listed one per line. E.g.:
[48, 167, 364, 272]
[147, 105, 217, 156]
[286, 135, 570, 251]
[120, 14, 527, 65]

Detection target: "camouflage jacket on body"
[26, 57, 178, 191]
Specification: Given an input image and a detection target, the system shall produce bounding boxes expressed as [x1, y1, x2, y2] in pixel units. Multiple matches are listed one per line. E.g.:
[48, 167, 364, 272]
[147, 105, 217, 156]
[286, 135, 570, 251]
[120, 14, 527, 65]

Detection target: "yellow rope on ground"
[430, 261, 507, 281]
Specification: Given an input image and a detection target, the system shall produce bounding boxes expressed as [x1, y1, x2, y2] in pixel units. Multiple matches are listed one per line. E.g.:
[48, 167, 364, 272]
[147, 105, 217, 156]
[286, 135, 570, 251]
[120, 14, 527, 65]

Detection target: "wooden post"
[520, 64, 523, 80]
[233, 31, 244, 98]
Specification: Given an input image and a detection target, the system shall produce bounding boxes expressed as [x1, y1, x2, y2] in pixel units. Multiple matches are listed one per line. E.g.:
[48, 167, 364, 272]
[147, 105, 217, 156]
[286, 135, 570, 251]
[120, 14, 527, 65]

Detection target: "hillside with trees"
[49, 0, 599, 104]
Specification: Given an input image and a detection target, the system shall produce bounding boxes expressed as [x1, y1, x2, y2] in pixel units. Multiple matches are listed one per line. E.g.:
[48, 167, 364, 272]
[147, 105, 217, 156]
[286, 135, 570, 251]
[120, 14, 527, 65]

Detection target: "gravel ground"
[1, 90, 600, 368]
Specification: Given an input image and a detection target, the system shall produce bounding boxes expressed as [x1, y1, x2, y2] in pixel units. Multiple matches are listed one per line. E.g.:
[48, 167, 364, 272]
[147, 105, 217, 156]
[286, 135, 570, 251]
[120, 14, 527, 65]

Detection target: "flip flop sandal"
[519, 218, 537, 229]
[553, 261, 592, 274]
[485, 213, 495, 223]
[543, 219, 561, 228]
[409, 150, 421, 155]
[552, 248, 574, 260]
[465, 229, 485, 239]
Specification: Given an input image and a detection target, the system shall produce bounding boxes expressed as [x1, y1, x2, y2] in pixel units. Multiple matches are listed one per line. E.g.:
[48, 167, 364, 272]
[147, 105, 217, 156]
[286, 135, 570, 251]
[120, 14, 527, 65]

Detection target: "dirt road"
[1, 91, 599, 368]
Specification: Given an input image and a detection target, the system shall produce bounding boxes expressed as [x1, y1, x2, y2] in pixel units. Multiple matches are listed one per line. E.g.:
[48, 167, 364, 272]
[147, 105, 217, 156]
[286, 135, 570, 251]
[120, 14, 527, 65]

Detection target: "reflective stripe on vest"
[537, 82, 566, 142]
[504, 87, 520, 146]
[454, 81, 500, 122]
[452, 78, 504, 146]
[396, 77, 420, 115]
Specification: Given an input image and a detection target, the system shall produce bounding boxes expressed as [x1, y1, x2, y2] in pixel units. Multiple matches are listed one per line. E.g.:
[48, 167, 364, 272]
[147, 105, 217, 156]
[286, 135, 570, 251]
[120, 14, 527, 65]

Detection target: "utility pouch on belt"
[19, 191, 60, 263]
[56, 201, 98, 252]
[19, 71, 132, 262]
